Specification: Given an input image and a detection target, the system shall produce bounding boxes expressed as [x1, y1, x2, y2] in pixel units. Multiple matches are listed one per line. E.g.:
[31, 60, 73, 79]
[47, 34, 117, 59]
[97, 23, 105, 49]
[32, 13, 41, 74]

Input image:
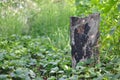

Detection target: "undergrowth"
[0, 35, 120, 80]
[0, 0, 120, 80]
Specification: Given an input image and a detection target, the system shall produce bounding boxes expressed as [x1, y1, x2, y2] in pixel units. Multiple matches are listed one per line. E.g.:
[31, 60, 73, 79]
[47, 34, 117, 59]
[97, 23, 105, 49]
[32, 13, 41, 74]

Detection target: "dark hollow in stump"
[70, 13, 100, 68]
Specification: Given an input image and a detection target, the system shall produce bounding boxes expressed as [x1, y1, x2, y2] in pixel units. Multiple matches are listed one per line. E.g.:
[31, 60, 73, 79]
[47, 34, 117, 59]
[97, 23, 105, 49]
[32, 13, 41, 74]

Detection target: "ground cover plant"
[0, 0, 120, 80]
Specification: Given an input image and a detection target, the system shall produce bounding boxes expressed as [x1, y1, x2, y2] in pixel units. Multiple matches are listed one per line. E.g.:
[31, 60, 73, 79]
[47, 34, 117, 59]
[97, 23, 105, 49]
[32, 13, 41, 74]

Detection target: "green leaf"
[118, 4, 120, 11]
[48, 76, 56, 80]
[0, 52, 6, 61]
[29, 70, 36, 79]
[69, 75, 78, 80]
[58, 70, 64, 74]
[10, 68, 31, 80]
[0, 74, 8, 80]
[50, 67, 59, 73]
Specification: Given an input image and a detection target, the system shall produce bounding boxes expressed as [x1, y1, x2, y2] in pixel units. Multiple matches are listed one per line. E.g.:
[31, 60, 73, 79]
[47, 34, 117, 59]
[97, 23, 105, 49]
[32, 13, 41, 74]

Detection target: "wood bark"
[70, 13, 100, 68]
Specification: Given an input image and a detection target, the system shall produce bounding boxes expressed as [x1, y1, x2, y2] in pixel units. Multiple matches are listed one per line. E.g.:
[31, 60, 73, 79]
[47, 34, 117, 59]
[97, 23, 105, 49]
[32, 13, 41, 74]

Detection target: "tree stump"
[70, 13, 100, 68]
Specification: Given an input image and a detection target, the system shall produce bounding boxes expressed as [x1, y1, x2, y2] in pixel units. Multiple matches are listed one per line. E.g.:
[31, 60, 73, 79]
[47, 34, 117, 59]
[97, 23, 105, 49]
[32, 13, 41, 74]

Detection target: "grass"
[0, 0, 74, 49]
[0, 0, 120, 80]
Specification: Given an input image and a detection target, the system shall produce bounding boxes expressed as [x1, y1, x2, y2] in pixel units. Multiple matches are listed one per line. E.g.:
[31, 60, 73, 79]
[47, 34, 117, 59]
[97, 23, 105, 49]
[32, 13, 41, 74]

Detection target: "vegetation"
[0, 0, 120, 80]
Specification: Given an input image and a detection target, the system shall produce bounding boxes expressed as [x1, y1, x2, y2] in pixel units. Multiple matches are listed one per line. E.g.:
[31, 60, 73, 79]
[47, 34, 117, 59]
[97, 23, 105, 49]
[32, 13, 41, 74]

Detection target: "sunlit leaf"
[50, 67, 59, 73]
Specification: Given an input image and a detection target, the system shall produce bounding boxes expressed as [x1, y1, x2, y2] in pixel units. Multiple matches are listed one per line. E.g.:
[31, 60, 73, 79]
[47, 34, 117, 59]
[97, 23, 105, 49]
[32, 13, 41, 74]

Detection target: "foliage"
[0, 0, 120, 80]
[0, 35, 120, 80]
[75, 0, 120, 57]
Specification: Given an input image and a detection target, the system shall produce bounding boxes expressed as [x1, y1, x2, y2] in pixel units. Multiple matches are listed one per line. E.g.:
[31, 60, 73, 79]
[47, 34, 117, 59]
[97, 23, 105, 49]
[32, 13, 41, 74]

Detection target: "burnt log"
[70, 13, 100, 68]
